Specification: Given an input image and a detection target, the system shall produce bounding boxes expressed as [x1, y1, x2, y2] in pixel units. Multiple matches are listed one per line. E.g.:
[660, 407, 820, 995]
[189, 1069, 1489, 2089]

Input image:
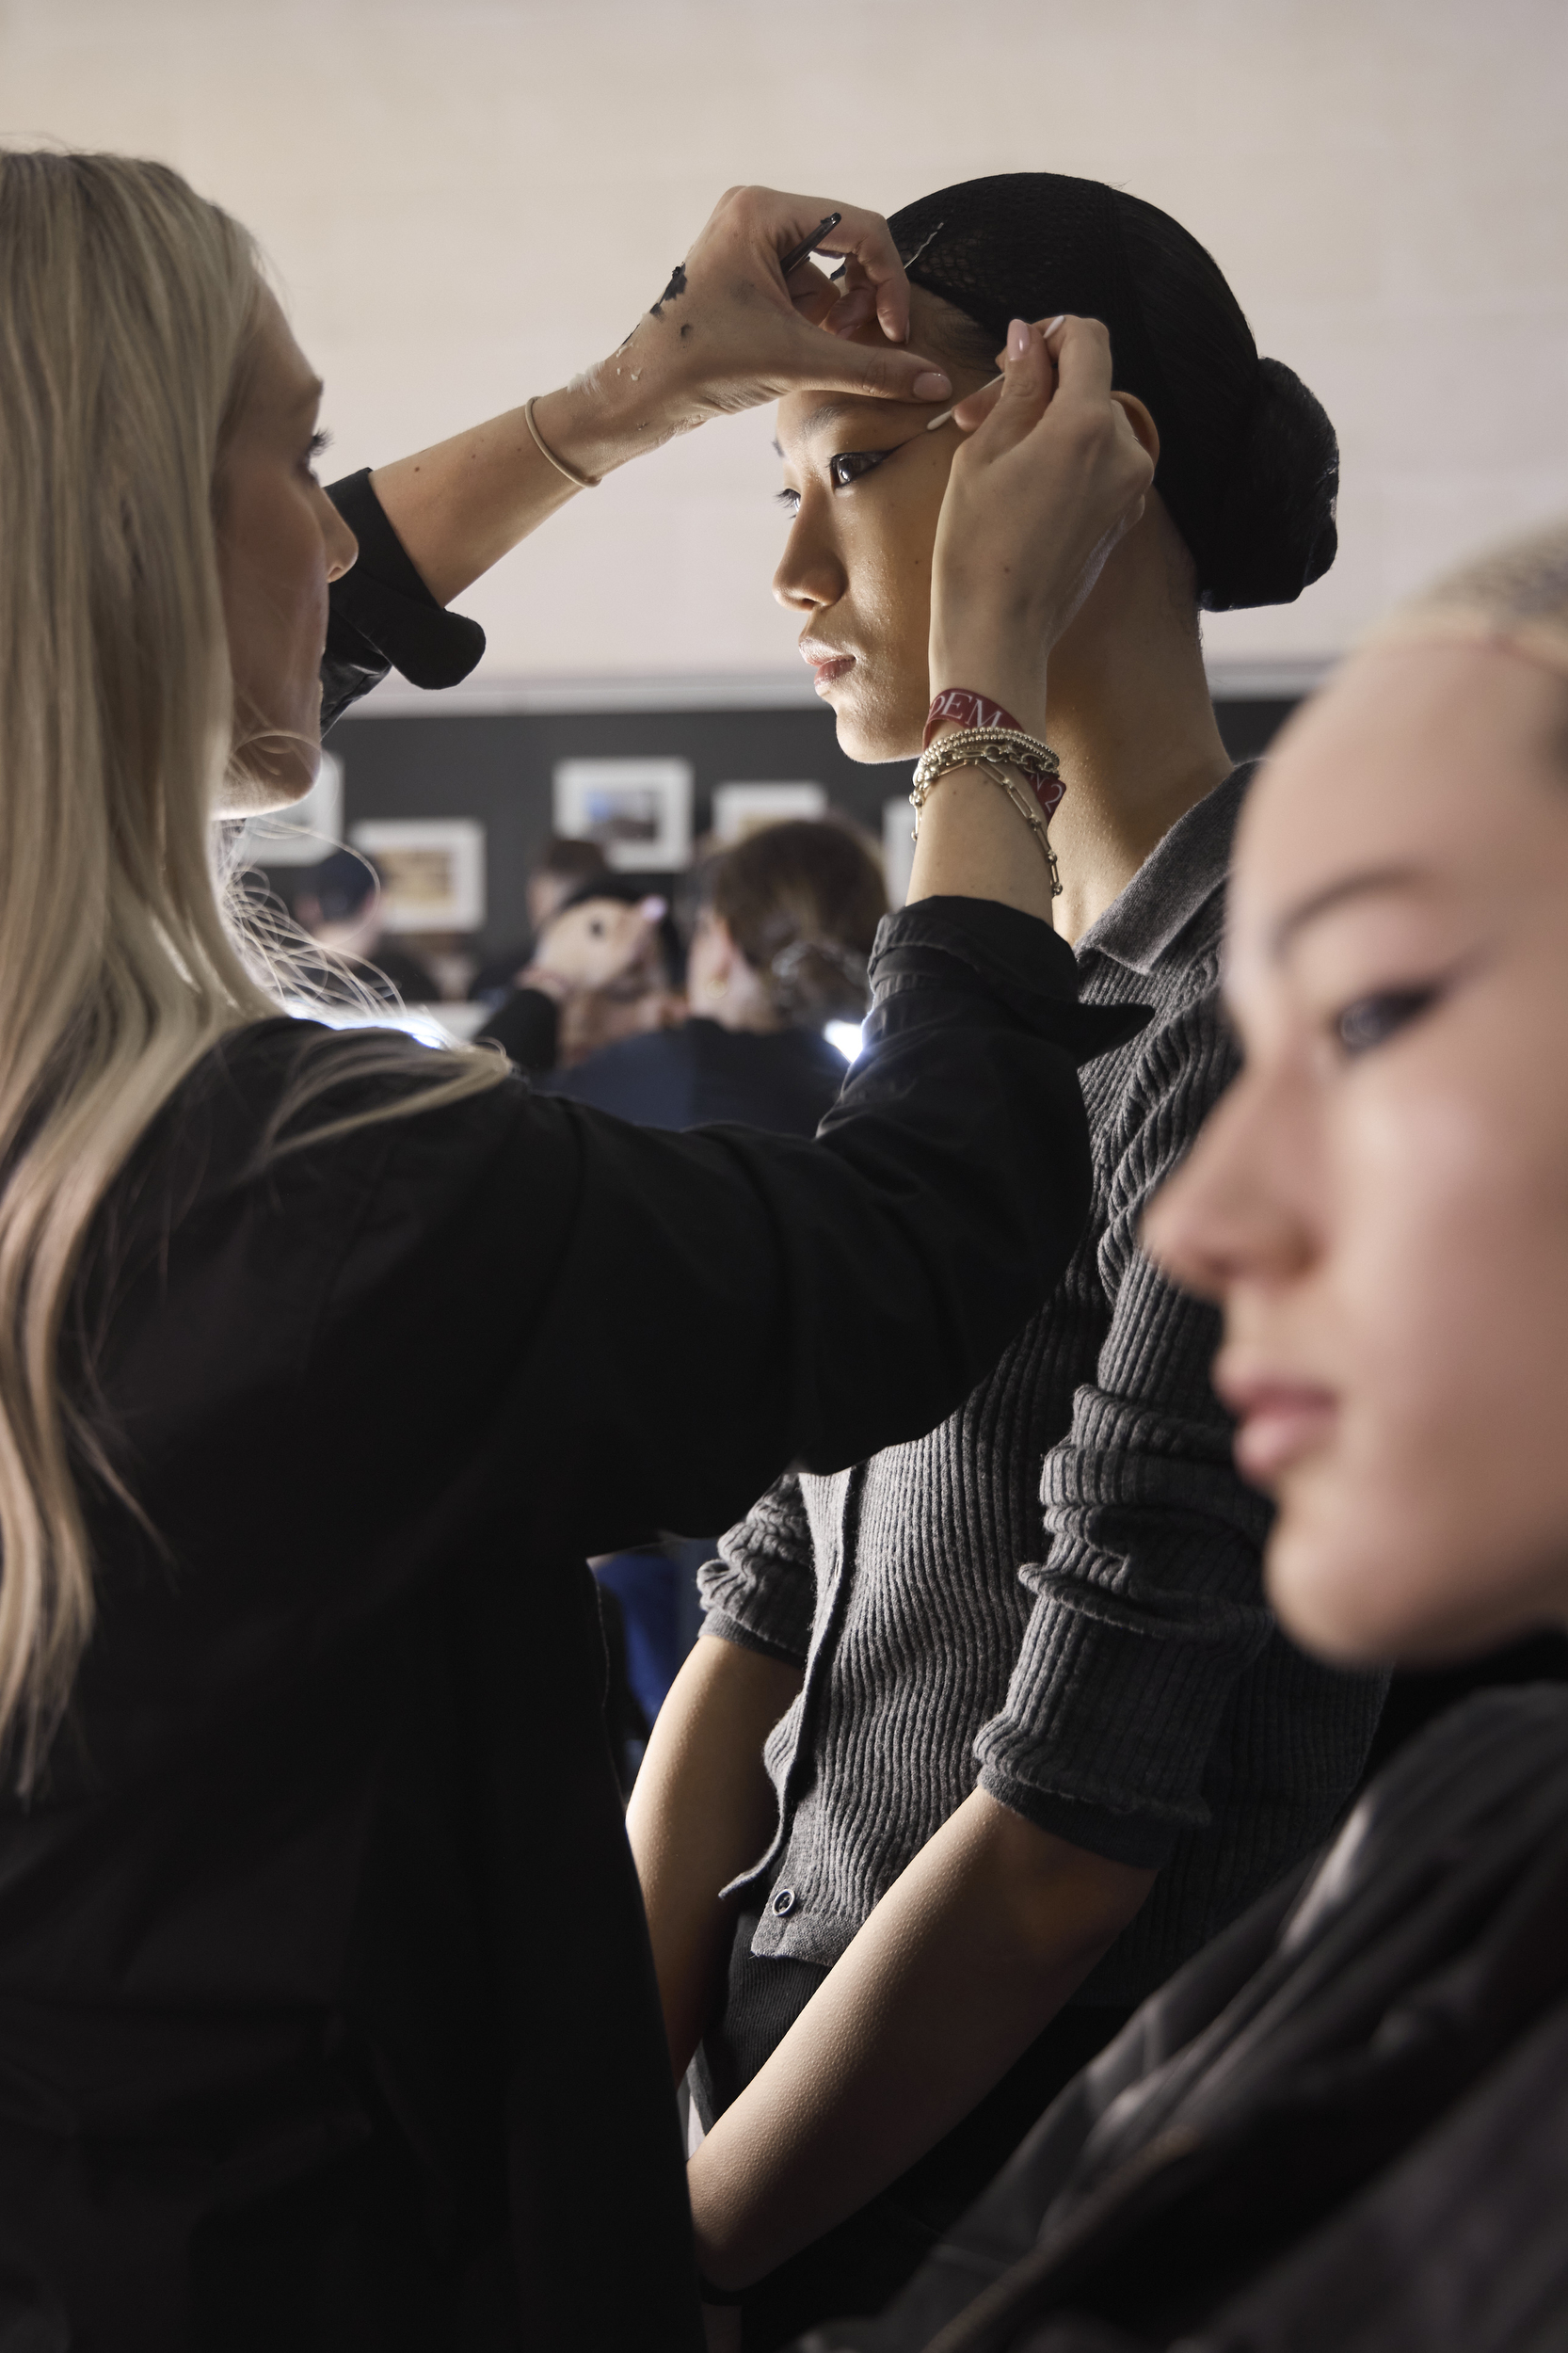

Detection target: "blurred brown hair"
[704, 819, 888, 1025]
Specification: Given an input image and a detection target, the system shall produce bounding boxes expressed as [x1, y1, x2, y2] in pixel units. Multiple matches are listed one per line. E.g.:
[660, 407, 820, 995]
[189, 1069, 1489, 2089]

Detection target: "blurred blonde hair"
[1367, 518, 1568, 681]
[0, 150, 504, 1788]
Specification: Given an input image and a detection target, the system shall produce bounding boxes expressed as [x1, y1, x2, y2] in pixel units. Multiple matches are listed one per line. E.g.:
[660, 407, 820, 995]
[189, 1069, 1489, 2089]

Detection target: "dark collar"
[1075, 764, 1256, 978]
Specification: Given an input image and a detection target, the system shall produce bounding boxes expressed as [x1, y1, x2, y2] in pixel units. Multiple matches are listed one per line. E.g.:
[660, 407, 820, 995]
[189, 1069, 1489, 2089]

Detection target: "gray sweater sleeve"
[698, 1473, 817, 1669]
[974, 980, 1274, 1869]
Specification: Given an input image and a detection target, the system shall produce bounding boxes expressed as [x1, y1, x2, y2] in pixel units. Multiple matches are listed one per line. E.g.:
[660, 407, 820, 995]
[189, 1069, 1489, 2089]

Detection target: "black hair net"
[886, 173, 1338, 611]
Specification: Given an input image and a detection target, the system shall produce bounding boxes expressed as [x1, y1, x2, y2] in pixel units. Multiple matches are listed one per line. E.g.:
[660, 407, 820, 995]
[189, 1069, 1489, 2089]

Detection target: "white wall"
[3, 0, 1564, 695]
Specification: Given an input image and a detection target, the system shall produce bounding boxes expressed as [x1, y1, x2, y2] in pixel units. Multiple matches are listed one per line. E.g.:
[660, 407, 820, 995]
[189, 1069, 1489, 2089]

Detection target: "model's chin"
[1265, 1484, 1536, 1672]
[826, 683, 923, 766]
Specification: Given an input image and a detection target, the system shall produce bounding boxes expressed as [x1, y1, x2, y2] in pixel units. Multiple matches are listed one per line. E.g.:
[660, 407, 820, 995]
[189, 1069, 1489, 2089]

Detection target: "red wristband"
[924, 689, 1065, 823]
[923, 687, 1024, 747]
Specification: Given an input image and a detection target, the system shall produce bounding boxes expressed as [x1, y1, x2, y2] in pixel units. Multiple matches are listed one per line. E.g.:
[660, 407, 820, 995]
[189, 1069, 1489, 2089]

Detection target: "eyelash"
[305, 428, 332, 471]
[1333, 983, 1441, 1057]
[776, 445, 894, 516]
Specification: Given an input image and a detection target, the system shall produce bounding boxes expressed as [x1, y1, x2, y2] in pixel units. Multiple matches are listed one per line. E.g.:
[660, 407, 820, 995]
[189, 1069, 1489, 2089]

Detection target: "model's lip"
[1216, 1359, 1339, 1488]
[799, 641, 857, 692]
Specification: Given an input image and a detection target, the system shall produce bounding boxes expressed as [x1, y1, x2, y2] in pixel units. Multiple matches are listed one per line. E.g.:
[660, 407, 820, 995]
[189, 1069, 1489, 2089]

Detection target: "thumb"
[964, 318, 1052, 455]
[773, 312, 952, 405]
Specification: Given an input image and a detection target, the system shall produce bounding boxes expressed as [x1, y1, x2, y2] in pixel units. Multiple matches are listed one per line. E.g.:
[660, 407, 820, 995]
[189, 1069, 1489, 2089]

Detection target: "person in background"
[470, 833, 614, 1006]
[527, 832, 612, 936]
[293, 844, 441, 1003]
[548, 818, 886, 1135]
[552, 818, 889, 1740]
[804, 516, 1568, 2353]
[478, 872, 684, 1071]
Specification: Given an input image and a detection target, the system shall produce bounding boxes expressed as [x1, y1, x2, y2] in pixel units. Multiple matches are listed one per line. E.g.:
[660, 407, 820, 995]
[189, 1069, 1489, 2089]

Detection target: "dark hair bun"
[1204, 358, 1339, 613]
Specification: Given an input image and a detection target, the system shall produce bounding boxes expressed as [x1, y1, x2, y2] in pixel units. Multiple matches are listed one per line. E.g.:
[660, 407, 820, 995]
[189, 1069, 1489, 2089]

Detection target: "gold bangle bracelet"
[523, 395, 601, 491]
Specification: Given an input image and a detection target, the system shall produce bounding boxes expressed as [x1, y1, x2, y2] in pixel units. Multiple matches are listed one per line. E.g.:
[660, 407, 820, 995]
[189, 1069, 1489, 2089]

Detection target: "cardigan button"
[771, 1886, 796, 1917]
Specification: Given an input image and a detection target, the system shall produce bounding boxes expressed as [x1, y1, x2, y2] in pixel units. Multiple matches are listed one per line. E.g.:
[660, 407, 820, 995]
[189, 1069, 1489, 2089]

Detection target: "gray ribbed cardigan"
[699, 768, 1386, 2010]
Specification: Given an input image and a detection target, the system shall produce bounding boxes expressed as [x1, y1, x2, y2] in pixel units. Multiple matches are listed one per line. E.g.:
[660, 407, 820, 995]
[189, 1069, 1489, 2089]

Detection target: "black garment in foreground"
[321, 468, 486, 726]
[802, 1686, 1568, 2353]
[540, 1018, 851, 1136]
[479, 984, 561, 1074]
[0, 900, 1142, 2353]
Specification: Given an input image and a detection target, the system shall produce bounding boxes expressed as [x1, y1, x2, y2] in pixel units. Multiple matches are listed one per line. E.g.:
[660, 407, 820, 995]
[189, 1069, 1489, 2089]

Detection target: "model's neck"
[1041, 567, 1233, 948]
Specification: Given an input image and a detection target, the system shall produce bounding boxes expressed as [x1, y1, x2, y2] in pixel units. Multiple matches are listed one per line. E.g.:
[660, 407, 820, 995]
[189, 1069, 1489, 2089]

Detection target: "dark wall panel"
[319, 696, 1298, 956]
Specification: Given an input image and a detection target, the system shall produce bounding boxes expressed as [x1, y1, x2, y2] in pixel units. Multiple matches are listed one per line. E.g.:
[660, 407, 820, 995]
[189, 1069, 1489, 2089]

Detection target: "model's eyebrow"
[774, 398, 883, 463]
[1270, 863, 1434, 960]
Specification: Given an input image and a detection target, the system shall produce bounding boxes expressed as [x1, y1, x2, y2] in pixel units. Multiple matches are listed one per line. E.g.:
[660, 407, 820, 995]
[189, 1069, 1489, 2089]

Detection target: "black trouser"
[692, 1906, 1132, 2353]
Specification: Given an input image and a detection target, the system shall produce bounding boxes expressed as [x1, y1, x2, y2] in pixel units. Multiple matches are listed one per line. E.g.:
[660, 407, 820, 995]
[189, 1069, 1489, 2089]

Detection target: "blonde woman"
[0, 152, 1151, 2349]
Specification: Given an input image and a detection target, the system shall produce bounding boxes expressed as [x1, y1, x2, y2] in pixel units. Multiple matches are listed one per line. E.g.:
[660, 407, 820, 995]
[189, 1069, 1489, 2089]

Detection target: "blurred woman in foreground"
[0, 151, 1150, 2350]
[807, 520, 1568, 2353]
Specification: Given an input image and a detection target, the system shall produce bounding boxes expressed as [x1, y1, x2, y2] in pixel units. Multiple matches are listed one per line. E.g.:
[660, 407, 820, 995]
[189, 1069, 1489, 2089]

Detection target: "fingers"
[786, 262, 844, 329]
[729, 187, 912, 345]
[807, 200, 913, 345]
[1048, 312, 1115, 408]
[959, 317, 1055, 454]
[771, 321, 952, 405]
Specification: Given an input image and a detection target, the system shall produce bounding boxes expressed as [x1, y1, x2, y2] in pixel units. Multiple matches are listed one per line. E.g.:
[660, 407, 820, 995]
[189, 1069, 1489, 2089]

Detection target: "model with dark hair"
[628, 173, 1376, 2348]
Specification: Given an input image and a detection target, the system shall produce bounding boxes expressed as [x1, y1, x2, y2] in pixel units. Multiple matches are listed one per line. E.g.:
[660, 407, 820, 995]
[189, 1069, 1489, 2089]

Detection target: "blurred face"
[773, 294, 991, 760]
[214, 290, 357, 812]
[1145, 638, 1568, 1667]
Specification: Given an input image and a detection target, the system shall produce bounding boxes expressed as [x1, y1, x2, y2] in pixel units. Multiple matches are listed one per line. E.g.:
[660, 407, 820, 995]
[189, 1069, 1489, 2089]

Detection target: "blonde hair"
[0, 150, 504, 1787]
[1366, 518, 1568, 683]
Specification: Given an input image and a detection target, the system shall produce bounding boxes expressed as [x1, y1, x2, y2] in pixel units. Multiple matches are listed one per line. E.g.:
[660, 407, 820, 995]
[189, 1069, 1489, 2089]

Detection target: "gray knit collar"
[1075, 762, 1256, 977]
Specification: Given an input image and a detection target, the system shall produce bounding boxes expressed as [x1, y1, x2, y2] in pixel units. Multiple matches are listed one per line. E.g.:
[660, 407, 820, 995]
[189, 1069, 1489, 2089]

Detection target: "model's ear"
[1112, 390, 1160, 469]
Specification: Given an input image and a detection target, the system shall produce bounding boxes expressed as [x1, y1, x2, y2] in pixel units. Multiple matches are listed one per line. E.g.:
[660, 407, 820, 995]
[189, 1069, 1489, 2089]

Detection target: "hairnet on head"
[886, 173, 1338, 612]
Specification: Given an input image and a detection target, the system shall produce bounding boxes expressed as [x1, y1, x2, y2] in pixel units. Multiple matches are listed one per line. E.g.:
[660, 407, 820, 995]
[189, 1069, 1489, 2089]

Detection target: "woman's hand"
[536, 188, 952, 481]
[928, 315, 1155, 735]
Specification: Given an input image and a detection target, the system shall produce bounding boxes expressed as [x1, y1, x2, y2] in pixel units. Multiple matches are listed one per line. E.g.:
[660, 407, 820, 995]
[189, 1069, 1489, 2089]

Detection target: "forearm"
[688, 1789, 1152, 2289]
[369, 376, 676, 608]
[905, 761, 1060, 926]
[627, 1632, 804, 2081]
[370, 184, 952, 609]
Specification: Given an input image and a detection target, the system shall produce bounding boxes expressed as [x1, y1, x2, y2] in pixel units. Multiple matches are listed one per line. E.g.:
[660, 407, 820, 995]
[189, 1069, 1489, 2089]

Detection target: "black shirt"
[541, 1017, 852, 1136]
[0, 475, 1145, 2353]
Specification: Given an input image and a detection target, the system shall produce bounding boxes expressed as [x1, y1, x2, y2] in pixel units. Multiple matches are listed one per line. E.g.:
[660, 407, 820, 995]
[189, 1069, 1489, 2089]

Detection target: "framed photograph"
[237, 752, 344, 867]
[711, 781, 826, 844]
[348, 819, 487, 932]
[553, 758, 693, 871]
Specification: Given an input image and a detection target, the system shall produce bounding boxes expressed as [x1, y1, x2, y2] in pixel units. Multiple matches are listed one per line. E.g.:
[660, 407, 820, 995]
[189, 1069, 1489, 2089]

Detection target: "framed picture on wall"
[348, 819, 487, 932]
[553, 758, 693, 870]
[711, 781, 826, 844]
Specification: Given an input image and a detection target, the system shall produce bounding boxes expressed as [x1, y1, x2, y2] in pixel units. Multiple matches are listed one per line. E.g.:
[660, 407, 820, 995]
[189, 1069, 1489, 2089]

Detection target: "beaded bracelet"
[909, 732, 1064, 897]
[916, 724, 1064, 823]
[924, 691, 1062, 797]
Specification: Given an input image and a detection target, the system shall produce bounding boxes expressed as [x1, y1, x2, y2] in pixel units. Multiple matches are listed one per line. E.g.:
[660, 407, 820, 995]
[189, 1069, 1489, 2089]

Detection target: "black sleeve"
[316, 898, 1151, 1557]
[476, 985, 561, 1074]
[320, 470, 487, 730]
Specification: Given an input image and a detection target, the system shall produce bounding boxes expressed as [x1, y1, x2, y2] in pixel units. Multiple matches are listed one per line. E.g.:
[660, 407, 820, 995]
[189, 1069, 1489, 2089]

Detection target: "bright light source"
[824, 1019, 864, 1064]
